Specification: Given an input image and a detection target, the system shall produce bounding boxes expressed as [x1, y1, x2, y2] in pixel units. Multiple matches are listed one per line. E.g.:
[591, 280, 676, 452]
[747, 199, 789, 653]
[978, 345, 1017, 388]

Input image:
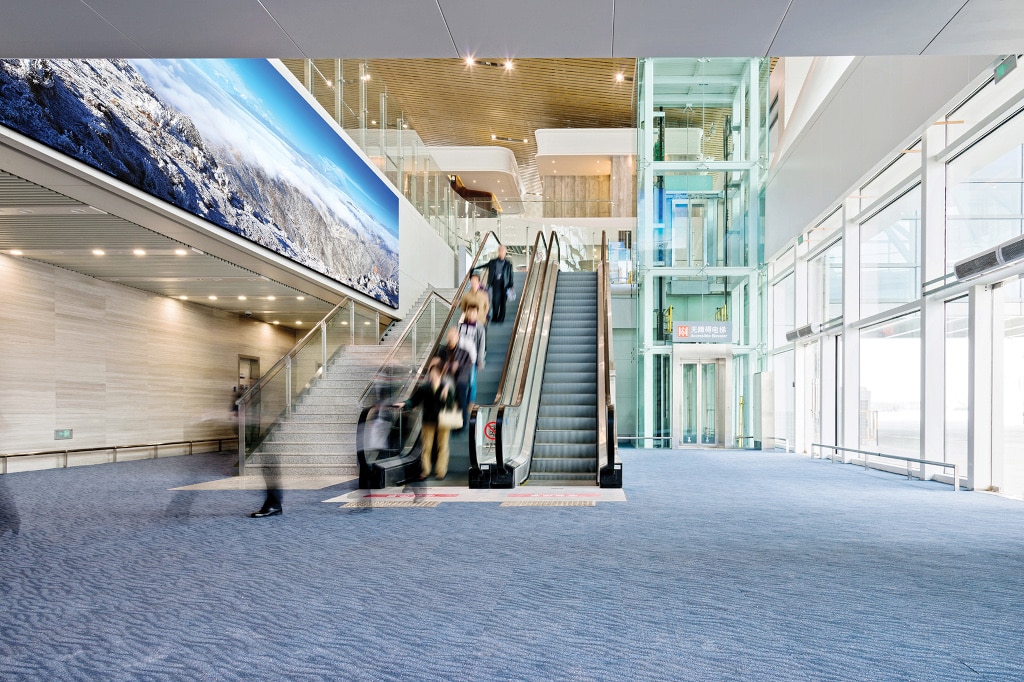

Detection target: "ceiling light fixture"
[92, 249, 105, 256]
[238, 296, 246, 301]
[133, 249, 145, 256]
[272, 321, 279, 325]
[492, 135, 528, 143]
[615, 73, 625, 82]
[209, 295, 217, 300]
[9, 249, 23, 256]
[179, 295, 188, 300]
[296, 296, 305, 301]
[174, 248, 187, 256]
[295, 321, 302, 325]
[267, 296, 276, 301]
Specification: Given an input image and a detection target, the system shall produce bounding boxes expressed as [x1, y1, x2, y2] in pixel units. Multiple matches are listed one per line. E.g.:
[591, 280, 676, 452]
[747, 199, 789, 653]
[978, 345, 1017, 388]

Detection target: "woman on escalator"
[395, 362, 457, 481]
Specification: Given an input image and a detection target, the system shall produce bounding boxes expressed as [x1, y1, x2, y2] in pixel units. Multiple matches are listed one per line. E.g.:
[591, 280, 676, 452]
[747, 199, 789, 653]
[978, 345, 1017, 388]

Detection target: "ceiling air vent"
[998, 234, 1024, 265]
[954, 248, 1002, 281]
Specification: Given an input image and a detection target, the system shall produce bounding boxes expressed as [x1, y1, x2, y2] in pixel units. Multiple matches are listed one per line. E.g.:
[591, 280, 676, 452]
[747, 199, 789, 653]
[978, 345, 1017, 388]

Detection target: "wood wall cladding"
[0, 254, 297, 457]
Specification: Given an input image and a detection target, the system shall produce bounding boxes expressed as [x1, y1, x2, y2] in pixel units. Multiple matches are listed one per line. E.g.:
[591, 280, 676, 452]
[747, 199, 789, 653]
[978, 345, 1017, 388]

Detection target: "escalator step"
[536, 417, 596, 430]
[530, 457, 598, 473]
[532, 443, 596, 458]
[536, 393, 595, 406]
[538, 405, 597, 418]
[534, 428, 597, 444]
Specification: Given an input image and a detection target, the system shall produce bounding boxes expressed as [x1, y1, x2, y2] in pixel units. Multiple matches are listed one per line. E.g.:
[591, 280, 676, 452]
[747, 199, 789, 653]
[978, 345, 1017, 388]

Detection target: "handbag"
[438, 405, 463, 430]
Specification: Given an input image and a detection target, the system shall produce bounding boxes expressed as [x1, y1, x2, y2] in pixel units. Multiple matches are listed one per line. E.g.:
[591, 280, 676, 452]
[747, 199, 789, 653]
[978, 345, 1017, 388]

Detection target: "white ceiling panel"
[440, 0, 615, 58]
[923, 0, 1024, 55]
[613, 0, 791, 57]
[0, 0, 149, 58]
[770, 0, 968, 56]
[83, 0, 304, 58]
[263, 0, 457, 58]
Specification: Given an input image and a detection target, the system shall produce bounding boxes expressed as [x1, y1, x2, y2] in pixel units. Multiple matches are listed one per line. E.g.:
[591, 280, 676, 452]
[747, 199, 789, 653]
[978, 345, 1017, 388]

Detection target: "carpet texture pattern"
[0, 449, 1021, 680]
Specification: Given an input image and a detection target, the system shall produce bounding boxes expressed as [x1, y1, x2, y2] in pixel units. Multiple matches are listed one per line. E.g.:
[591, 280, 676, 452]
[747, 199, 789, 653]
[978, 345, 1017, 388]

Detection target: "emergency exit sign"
[54, 428, 73, 440]
[995, 55, 1017, 83]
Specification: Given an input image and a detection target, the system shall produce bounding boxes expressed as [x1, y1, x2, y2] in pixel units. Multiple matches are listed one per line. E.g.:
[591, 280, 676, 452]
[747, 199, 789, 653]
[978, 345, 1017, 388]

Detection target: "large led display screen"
[0, 59, 400, 307]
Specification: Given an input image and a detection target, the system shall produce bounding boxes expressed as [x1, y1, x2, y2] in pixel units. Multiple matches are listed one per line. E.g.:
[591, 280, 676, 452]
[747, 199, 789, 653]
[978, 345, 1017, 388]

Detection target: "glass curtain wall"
[860, 313, 922, 458]
[860, 186, 922, 318]
[635, 57, 768, 446]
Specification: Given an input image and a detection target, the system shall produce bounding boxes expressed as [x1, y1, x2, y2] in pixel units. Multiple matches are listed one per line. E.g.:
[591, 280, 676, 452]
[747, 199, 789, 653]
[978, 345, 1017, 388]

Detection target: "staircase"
[529, 272, 598, 485]
[245, 287, 456, 477]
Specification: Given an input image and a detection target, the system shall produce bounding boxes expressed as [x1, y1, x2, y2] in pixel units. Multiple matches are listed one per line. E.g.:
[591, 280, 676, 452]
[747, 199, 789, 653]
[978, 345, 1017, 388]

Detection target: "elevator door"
[680, 360, 719, 445]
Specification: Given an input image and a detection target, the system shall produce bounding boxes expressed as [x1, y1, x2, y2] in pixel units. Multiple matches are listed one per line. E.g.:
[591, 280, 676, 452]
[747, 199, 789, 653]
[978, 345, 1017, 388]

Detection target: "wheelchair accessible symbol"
[484, 421, 497, 441]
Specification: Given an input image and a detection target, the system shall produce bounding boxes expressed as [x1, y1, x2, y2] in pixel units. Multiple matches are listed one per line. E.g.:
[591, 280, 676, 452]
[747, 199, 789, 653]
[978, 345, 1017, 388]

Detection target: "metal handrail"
[811, 443, 960, 492]
[1, 437, 233, 474]
[493, 231, 561, 481]
[237, 294, 353, 406]
[468, 231, 553, 479]
[596, 231, 621, 487]
[356, 289, 454, 405]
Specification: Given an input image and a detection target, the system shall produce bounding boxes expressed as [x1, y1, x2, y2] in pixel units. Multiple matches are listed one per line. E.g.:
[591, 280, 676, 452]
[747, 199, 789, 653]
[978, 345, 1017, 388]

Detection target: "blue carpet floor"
[0, 449, 1022, 681]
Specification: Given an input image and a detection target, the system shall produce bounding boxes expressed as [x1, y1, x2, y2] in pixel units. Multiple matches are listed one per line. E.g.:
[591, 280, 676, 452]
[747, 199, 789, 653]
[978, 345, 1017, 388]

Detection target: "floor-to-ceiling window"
[944, 296, 969, 472]
[859, 313, 921, 458]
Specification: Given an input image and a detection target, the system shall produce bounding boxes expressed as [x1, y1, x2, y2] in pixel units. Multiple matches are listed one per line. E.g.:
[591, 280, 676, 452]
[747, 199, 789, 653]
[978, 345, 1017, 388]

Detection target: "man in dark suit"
[480, 245, 514, 323]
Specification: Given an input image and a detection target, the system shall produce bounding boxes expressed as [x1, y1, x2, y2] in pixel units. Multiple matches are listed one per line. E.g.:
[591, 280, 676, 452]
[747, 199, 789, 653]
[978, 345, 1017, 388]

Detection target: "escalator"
[359, 230, 621, 490]
[356, 232, 529, 488]
[470, 230, 622, 488]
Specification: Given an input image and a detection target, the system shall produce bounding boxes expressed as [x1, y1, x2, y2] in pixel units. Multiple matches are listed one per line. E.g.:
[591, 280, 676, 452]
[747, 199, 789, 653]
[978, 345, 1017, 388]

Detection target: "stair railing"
[596, 231, 622, 487]
[238, 295, 390, 473]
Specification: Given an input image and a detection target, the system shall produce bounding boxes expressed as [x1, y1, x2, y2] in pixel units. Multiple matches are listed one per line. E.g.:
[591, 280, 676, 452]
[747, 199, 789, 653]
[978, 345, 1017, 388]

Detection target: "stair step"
[530, 457, 598, 473]
[535, 417, 597, 430]
[532, 443, 596, 458]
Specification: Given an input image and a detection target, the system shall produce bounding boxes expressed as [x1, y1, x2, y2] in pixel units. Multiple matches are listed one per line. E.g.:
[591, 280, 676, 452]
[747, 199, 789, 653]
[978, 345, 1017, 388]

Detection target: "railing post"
[285, 355, 293, 418]
[238, 407, 247, 475]
[321, 320, 328, 371]
[350, 303, 356, 344]
[112, 446, 118, 463]
[953, 464, 960, 492]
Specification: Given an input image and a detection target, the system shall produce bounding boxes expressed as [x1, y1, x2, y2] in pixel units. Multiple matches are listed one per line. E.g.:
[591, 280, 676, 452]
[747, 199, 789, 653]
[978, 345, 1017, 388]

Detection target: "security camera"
[244, 310, 253, 317]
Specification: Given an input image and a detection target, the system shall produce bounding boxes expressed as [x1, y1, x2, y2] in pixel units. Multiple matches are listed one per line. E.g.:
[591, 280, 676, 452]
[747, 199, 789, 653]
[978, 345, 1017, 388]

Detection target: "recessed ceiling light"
[615, 73, 625, 82]
[272, 321, 279, 325]
[370, 120, 377, 125]
[208, 295, 217, 300]
[9, 249, 22, 256]
[295, 321, 302, 325]
[133, 249, 146, 256]
[504, 60, 514, 70]
[466, 56, 475, 67]
[238, 296, 247, 301]
[341, 321, 348, 326]
[174, 248, 187, 256]
[267, 296, 276, 301]
[363, 321, 371, 325]
[179, 295, 188, 300]
[297, 296, 305, 301]
[92, 249, 105, 256]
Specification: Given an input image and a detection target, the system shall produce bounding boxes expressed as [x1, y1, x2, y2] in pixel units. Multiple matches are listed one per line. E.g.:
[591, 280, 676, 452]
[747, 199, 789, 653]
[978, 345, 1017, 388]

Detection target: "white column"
[968, 283, 993, 490]
[640, 59, 657, 444]
[793, 256, 808, 453]
[920, 124, 946, 479]
[841, 200, 861, 451]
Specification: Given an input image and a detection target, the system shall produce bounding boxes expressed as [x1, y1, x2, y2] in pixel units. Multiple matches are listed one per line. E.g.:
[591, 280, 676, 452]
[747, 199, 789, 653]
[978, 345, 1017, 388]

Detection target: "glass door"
[679, 359, 719, 446]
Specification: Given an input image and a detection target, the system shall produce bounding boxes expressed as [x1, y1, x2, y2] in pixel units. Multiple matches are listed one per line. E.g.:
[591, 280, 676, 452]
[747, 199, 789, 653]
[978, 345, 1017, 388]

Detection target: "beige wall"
[0, 254, 296, 459]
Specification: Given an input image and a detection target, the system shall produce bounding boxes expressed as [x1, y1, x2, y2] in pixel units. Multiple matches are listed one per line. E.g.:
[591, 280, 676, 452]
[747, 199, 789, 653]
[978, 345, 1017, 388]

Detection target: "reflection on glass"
[860, 313, 921, 457]
[682, 363, 697, 444]
[1002, 280, 1024, 499]
[702, 362, 716, 444]
[946, 128, 1024, 270]
[860, 186, 921, 318]
[772, 350, 795, 447]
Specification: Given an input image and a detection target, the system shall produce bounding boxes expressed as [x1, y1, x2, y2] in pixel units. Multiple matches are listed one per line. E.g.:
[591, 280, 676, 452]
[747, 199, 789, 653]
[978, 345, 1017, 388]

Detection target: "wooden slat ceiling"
[284, 58, 638, 196]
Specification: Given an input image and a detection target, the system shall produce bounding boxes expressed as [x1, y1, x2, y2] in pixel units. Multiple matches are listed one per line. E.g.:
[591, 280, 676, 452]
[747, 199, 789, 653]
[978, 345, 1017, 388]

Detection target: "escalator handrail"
[356, 232, 503, 478]
[596, 231, 617, 479]
[468, 230, 549, 470]
[493, 231, 561, 473]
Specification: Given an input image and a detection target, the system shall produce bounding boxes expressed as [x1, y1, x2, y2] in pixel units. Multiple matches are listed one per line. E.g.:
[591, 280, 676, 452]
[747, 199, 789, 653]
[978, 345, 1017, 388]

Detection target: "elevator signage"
[673, 321, 732, 343]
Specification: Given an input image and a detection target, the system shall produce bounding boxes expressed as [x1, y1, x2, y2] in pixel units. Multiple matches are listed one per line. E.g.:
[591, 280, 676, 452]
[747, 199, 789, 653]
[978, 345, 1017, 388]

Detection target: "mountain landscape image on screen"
[0, 58, 400, 307]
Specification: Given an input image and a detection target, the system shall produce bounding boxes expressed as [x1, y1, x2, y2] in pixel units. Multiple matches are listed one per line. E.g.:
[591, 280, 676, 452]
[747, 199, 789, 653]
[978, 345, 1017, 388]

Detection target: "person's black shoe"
[250, 507, 282, 518]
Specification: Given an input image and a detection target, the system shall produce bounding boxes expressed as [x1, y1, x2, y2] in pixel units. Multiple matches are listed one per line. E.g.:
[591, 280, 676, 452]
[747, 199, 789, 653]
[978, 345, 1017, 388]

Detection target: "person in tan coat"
[459, 273, 490, 323]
